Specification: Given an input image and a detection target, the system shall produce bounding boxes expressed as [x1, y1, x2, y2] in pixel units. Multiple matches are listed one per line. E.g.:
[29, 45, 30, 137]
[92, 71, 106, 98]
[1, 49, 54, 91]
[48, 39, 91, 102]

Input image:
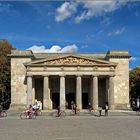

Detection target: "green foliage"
[0, 39, 14, 109]
[129, 67, 140, 98]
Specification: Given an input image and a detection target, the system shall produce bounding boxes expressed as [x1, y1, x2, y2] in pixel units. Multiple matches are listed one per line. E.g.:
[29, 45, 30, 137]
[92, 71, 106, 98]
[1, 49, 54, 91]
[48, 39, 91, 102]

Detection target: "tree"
[129, 67, 140, 99]
[0, 39, 14, 109]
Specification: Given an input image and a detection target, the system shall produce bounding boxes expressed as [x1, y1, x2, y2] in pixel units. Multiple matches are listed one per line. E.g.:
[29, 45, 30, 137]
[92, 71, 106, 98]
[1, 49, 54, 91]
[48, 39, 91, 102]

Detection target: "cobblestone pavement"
[0, 111, 140, 140]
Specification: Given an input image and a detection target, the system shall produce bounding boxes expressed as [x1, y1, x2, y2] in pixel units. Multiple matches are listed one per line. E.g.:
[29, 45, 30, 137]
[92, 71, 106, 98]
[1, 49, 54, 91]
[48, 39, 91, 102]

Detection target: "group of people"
[26, 100, 109, 118]
[57, 101, 109, 117]
[98, 103, 109, 117]
[25, 100, 40, 118]
[57, 100, 77, 117]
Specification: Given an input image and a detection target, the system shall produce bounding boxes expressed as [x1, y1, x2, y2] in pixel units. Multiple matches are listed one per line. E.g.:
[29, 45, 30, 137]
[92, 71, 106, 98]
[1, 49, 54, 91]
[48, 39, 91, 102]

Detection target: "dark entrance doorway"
[52, 93, 59, 109]
[35, 78, 43, 108]
[66, 93, 75, 109]
[82, 93, 88, 109]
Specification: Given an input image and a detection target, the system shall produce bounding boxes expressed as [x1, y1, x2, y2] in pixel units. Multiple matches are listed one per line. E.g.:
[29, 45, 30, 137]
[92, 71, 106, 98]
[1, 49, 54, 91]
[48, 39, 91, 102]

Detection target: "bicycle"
[20, 111, 36, 119]
[0, 110, 7, 117]
[136, 108, 140, 116]
[52, 110, 66, 118]
[33, 109, 42, 116]
[70, 109, 80, 116]
[84, 108, 95, 114]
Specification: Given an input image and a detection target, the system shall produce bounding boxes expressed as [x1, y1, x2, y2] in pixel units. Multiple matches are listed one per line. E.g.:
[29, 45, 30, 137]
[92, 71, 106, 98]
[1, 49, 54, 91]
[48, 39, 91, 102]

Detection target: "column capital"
[76, 74, 82, 77]
[26, 74, 33, 77]
[43, 74, 49, 77]
[59, 74, 65, 77]
[109, 74, 115, 77]
[92, 74, 98, 77]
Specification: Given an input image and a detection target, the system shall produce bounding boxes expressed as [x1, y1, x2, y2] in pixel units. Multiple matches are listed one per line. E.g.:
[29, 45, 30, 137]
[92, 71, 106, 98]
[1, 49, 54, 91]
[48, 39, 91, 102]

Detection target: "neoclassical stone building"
[10, 50, 131, 110]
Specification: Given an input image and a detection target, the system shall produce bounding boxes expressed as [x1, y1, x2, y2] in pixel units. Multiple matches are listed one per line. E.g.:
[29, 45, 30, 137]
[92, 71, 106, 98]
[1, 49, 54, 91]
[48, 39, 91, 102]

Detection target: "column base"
[93, 103, 98, 110]
[114, 103, 131, 110]
[43, 99, 52, 110]
[60, 106, 65, 110]
[9, 103, 26, 111]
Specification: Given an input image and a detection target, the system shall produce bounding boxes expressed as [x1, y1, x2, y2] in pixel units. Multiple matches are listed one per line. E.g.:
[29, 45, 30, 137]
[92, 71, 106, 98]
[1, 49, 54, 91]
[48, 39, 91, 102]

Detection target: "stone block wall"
[10, 50, 32, 109]
[108, 51, 130, 109]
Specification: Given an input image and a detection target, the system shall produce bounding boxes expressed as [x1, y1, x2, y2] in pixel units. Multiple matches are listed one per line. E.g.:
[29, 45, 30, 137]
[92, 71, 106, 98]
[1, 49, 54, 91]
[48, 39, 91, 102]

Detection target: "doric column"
[76, 75, 82, 109]
[109, 76, 115, 110]
[92, 75, 98, 110]
[27, 76, 32, 107]
[105, 77, 109, 103]
[89, 77, 92, 105]
[32, 77, 35, 104]
[43, 75, 50, 110]
[60, 75, 65, 110]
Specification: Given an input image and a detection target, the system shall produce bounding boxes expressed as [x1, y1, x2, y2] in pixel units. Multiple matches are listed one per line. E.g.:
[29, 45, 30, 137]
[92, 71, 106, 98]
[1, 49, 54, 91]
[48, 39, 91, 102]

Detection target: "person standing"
[98, 106, 102, 117]
[57, 106, 60, 117]
[65, 100, 68, 109]
[71, 101, 74, 111]
[105, 102, 109, 116]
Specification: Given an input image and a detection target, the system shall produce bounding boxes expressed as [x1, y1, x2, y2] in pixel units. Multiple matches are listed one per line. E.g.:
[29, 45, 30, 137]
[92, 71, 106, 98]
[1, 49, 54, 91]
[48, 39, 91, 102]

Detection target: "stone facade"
[9, 50, 131, 110]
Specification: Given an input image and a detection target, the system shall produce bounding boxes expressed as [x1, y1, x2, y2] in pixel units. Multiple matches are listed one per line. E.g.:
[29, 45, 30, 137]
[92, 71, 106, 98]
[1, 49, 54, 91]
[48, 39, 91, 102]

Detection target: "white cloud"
[55, 2, 77, 22]
[130, 57, 138, 62]
[27, 45, 49, 53]
[55, 0, 138, 23]
[108, 27, 125, 36]
[61, 44, 78, 53]
[49, 45, 61, 53]
[27, 44, 78, 53]
[75, 1, 120, 23]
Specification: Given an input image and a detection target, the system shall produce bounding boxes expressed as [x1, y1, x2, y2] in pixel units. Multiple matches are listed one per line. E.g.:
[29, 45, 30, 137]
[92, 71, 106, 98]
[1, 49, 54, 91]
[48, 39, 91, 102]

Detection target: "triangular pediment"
[25, 55, 117, 66]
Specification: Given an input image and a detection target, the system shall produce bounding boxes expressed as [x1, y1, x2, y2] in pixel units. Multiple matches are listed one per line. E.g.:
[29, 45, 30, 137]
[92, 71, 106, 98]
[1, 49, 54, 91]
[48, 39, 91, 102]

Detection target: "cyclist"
[33, 101, 40, 115]
[26, 105, 34, 118]
[33, 101, 40, 110]
[73, 103, 77, 114]
[57, 106, 60, 117]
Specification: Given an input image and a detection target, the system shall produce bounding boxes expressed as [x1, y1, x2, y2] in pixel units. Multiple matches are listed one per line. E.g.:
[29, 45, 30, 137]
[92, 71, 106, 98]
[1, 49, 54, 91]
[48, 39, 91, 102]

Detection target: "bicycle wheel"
[60, 111, 66, 118]
[70, 110, 74, 115]
[76, 109, 80, 115]
[20, 112, 27, 119]
[30, 113, 36, 119]
[0, 111, 7, 117]
[52, 111, 58, 117]
[36, 110, 42, 116]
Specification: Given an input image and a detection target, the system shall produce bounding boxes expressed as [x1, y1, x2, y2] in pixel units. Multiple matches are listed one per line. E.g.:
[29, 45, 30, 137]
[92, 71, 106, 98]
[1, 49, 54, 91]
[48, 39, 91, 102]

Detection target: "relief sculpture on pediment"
[46, 56, 96, 65]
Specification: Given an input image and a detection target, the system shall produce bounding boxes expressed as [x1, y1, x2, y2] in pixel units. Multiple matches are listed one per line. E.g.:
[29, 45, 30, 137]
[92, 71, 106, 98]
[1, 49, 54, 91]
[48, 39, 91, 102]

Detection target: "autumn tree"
[0, 39, 14, 109]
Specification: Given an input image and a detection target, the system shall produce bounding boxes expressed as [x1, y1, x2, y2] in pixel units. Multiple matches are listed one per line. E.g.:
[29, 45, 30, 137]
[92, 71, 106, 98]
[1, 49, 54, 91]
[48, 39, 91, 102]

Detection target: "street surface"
[0, 111, 140, 140]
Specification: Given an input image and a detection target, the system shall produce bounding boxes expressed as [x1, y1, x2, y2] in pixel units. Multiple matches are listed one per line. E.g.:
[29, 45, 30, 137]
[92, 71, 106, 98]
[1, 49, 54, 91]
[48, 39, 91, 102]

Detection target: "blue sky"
[0, 0, 140, 68]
